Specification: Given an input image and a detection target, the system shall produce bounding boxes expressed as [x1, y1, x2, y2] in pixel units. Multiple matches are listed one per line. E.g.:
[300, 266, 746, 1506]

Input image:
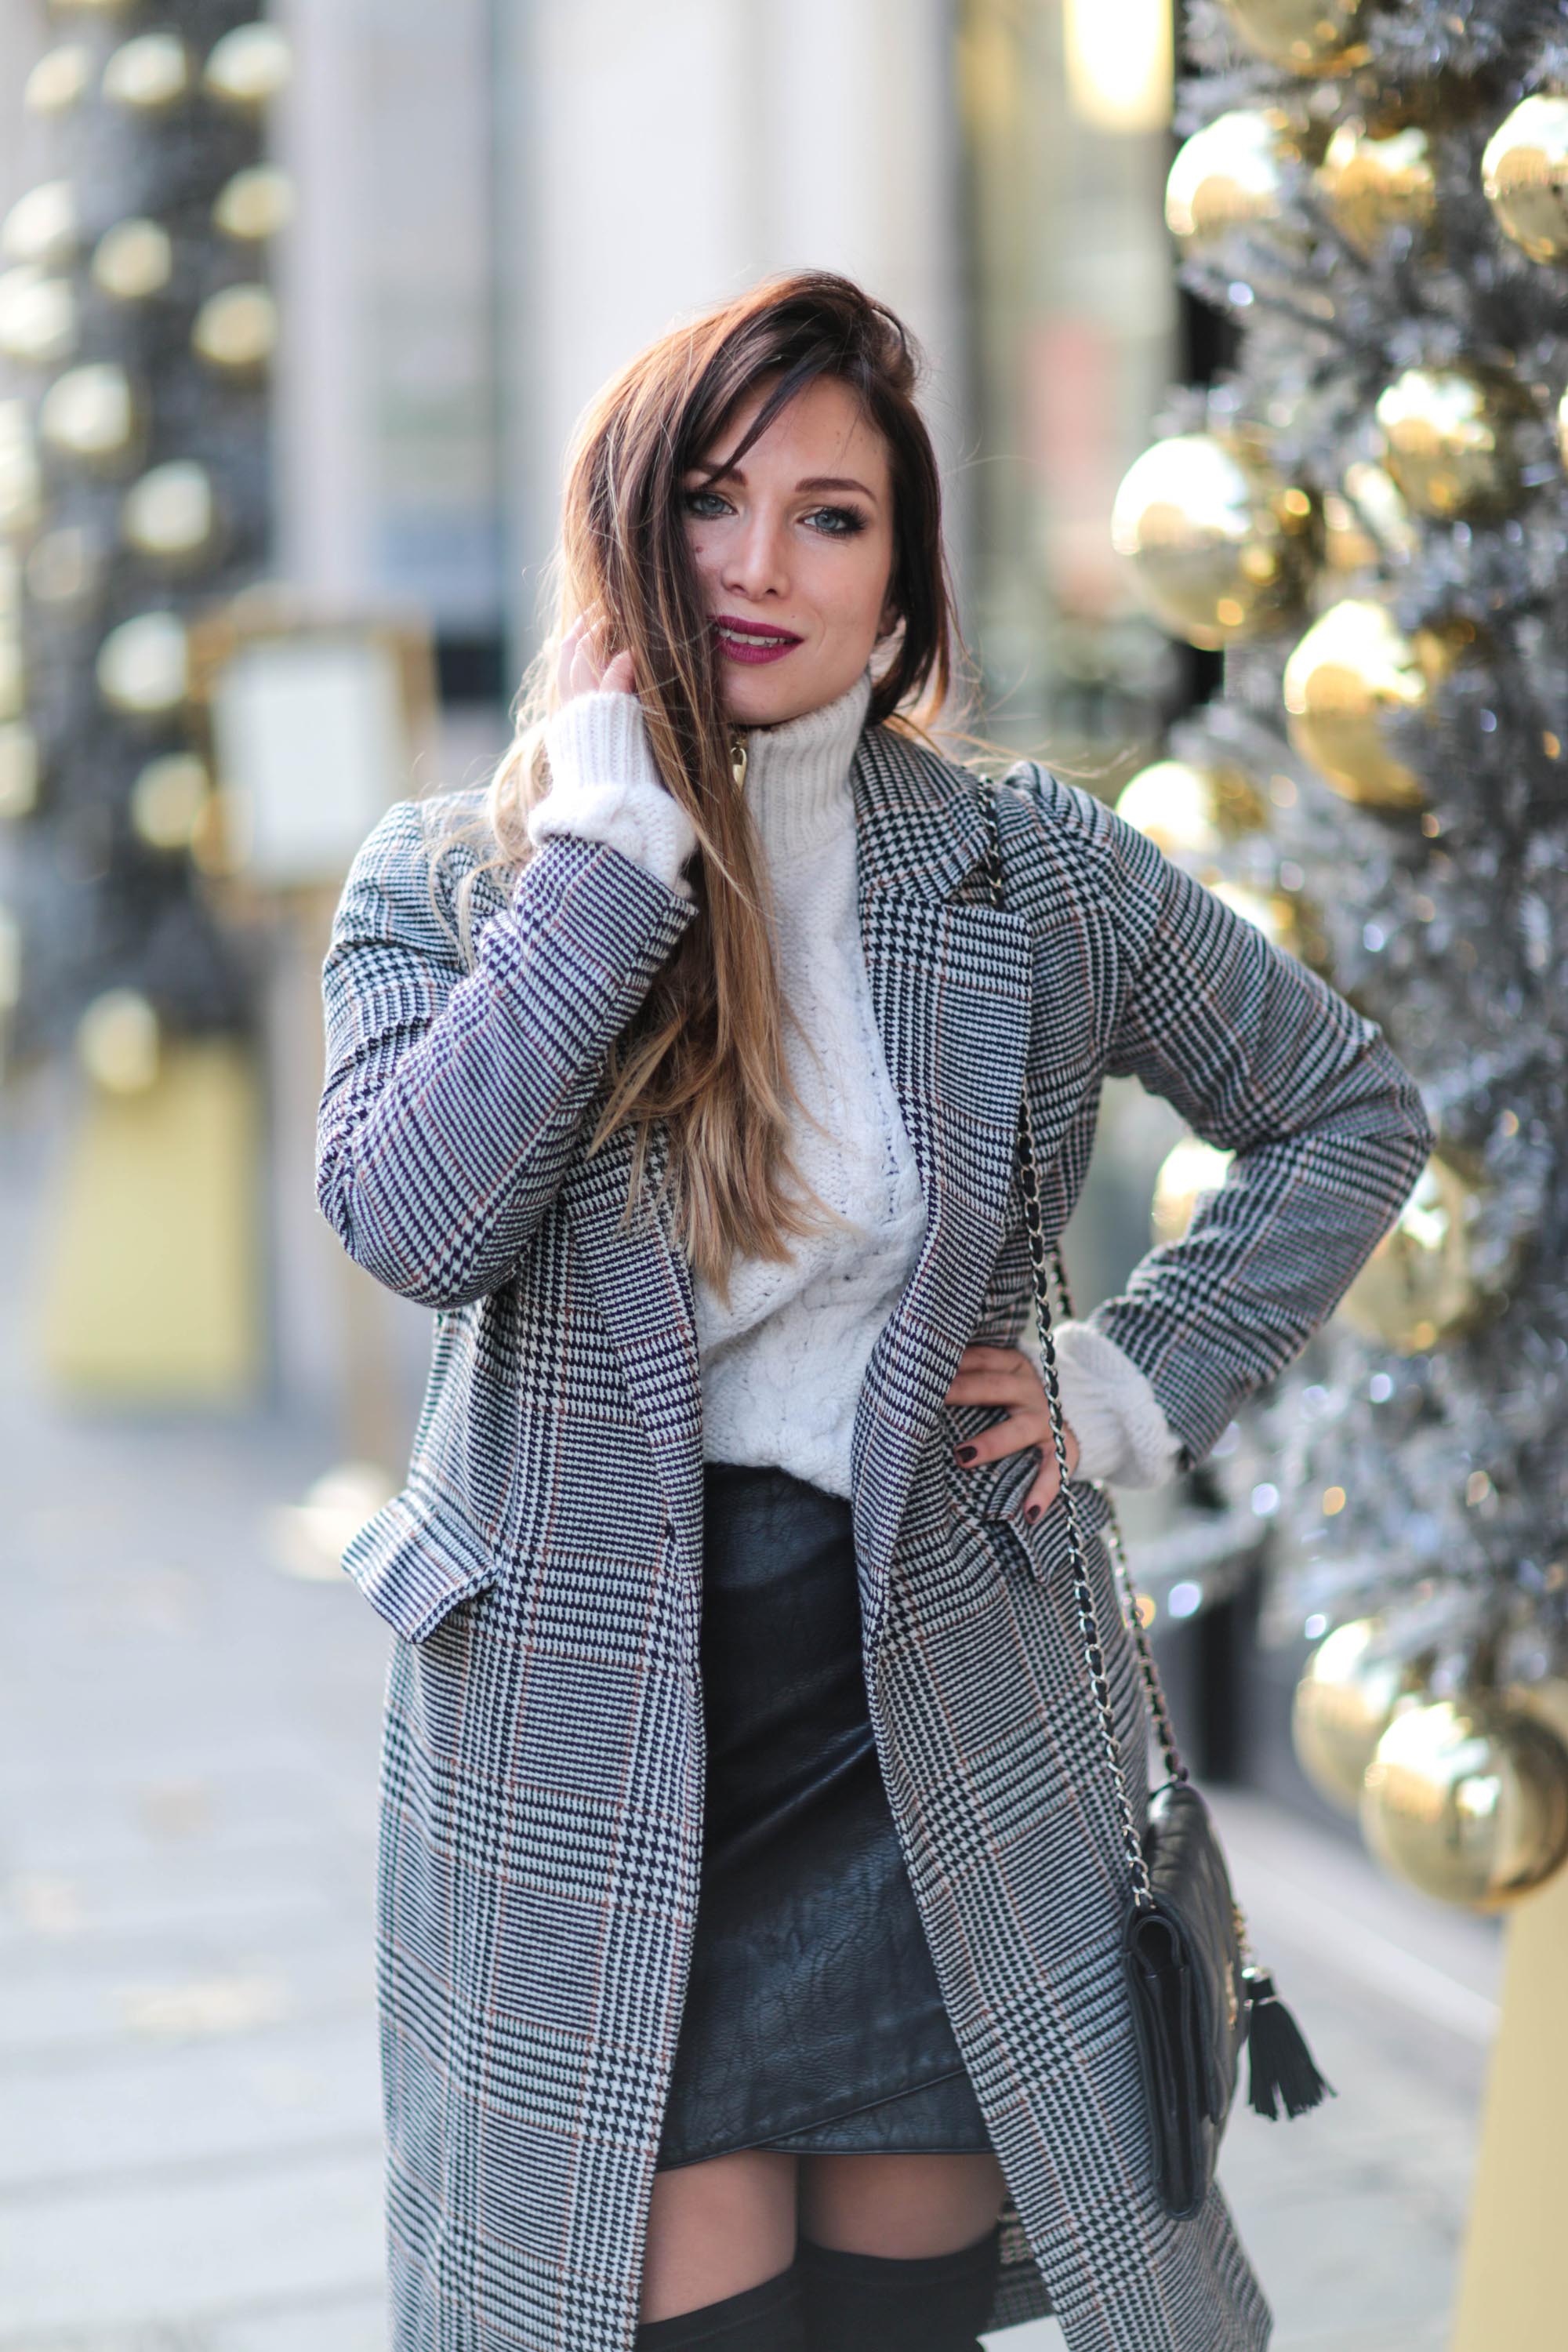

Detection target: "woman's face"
[681, 374, 898, 728]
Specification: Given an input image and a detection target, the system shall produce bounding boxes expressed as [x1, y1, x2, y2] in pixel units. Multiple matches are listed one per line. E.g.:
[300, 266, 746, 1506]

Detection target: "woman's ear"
[875, 594, 902, 643]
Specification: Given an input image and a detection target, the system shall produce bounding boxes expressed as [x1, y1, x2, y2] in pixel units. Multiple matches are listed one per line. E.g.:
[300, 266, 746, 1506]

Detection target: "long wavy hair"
[427, 269, 969, 1300]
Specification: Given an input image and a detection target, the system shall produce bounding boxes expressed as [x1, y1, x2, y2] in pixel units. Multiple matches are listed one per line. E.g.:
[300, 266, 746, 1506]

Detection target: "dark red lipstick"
[713, 613, 804, 666]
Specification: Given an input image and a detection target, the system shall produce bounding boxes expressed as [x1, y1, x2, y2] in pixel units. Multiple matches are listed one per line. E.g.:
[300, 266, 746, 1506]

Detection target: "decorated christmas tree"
[0, 1, 287, 1085]
[1110, 0, 1568, 1905]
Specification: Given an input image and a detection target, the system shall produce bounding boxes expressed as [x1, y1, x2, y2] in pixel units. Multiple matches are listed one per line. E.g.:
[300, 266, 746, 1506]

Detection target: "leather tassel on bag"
[1243, 1968, 1335, 2120]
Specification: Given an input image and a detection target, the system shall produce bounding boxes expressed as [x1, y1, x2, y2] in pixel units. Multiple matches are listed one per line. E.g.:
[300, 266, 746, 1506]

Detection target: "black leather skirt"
[655, 1461, 993, 2172]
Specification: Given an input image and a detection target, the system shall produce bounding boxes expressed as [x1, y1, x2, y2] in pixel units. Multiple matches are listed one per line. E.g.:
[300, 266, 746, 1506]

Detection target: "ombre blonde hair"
[426, 270, 967, 1301]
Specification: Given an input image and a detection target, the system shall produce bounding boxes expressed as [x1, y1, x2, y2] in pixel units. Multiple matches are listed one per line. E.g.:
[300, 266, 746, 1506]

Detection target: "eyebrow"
[695, 463, 880, 503]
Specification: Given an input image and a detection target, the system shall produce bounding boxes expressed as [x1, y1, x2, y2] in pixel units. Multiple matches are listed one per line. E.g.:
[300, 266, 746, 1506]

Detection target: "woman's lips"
[712, 617, 802, 667]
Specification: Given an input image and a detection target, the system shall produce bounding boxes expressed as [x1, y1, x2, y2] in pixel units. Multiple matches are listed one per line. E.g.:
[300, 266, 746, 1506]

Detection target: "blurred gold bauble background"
[1292, 1618, 1428, 1813]
[78, 987, 161, 1095]
[96, 612, 189, 717]
[1151, 1134, 1234, 1249]
[1321, 461, 1417, 574]
[1338, 1150, 1490, 1353]
[1481, 93, 1568, 265]
[1374, 367, 1522, 520]
[1282, 597, 1436, 809]
[92, 220, 174, 303]
[2, 182, 79, 271]
[0, 267, 77, 367]
[0, 721, 38, 818]
[1111, 431, 1316, 649]
[1114, 757, 1268, 870]
[0, 402, 42, 539]
[38, 362, 140, 470]
[1219, 0, 1368, 76]
[1316, 121, 1436, 254]
[212, 166, 295, 245]
[101, 32, 191, 113]
[0, 633, 25, 724]
[27, 524, 102, 610]
[130, 753, 212, 852]
[191, 284, 277, 374]
[204, 24, 292, 110]
[121, 461, 218, 565]
[1165, 111, 1290, 252]
[1362, 1693, 1568, 1910]
[24, 45, 93, 118]
[1212, 877, 1328, 971]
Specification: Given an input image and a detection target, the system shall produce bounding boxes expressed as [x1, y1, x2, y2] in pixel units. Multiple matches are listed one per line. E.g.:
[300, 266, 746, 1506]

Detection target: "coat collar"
[559, 719, 1038, 1621]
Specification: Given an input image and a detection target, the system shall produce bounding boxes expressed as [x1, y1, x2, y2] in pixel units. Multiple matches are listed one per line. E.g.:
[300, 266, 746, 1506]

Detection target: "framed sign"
[187, 600, 437, 890]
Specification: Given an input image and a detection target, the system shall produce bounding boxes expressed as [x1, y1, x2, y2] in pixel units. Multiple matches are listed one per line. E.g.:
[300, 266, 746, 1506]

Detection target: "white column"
[496, 0, 971, 679]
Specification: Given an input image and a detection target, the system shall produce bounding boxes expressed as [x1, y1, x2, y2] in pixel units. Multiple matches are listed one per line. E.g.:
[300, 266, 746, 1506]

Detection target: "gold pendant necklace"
[729, 733, 748, 795]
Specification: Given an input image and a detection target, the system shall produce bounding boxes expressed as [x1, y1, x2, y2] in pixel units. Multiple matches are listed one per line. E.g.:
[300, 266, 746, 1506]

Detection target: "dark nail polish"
[1025, 1503, 1041, 1523]
[956, 1445, 978, 1465]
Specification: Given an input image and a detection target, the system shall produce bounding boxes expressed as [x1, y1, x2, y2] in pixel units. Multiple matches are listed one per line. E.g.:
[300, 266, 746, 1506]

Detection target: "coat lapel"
[558, 721, 1095, 1603]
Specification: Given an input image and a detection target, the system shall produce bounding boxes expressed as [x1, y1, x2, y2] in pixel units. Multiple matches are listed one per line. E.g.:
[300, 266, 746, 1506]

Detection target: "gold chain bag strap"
[979, 777, 1333, 2220]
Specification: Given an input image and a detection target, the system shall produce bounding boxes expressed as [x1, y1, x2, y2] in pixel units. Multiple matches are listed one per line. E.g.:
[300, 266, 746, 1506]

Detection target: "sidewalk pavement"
[0, 1257, 1498, 2350]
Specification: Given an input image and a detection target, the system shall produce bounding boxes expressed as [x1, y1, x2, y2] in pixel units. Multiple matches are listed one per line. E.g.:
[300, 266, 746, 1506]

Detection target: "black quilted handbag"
[981, 779, 1333, 2220]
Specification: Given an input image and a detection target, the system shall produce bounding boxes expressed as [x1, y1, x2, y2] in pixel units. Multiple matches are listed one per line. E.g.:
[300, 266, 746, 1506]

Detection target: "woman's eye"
[808, 505, 867, 538]
[681, 488, 731, 519]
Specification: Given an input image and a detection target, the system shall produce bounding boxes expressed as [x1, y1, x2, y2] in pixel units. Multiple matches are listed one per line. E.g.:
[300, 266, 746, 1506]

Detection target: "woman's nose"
[721, 512, 790, 601]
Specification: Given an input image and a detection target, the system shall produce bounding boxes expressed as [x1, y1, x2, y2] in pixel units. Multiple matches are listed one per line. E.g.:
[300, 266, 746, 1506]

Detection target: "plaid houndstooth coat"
[317, 717, 1432, 2352]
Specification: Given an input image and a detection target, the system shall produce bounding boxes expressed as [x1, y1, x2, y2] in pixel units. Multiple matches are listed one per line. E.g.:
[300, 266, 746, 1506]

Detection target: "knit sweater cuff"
[1028, 1318, 1185, 1490]
[531, 692, 698, 899]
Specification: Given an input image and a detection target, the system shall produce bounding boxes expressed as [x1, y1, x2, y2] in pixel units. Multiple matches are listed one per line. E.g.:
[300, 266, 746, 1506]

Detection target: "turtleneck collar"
[737, 664, 873, 862]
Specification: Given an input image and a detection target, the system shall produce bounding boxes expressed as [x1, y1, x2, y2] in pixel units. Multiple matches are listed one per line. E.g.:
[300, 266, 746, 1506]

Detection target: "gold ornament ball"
[0, 633, 24, 724]
[27, 525, 103, 611]
[0, 722, 39, 818]
[1482, 93, 1568, 266]
[204, 24, 292, 110]
[0, 267, 77, 368]
[96, 611, 189, 717]
[1282, 597, 1433, 810]
[1220, 0, 1368, 75]
[0, 401, 43, 539]
[212, 165, 295, 244]
[92, 219, 174, 303]
[102, 32, 191, 113]
[1322, 460, 1417, 574]
[25, 44, 93, 117]
[77, 987, 161, 1095]
[1151, 1135, 1234, 1249]
[1292, 1620, 1424, 1814]
[1338, 1150, 1486, 1354]
[191, 284, 278, 375]
[1362, 1693, 1568, 1911]
[45, 0, 138, 13]
[0, 906, 20, 1009]
[1115, 758, 1267, 872]
[1316, 121, 1436, 255]
[122, 461, 217, 565]
[1165, 111, 1288, 252]
[1211, 876, 1330, 972]
[130, 753, 211, 851]
[1375, 367, 1522, 521]
[38, 361, 140, 470]
[1110, 432, 1316, 651]
[2, 181, 79, 271]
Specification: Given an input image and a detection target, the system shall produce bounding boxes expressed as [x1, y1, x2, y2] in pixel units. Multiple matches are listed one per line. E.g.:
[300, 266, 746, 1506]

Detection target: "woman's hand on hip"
[557, 603, 636, 703]
[944, 1344, 1080, 1524]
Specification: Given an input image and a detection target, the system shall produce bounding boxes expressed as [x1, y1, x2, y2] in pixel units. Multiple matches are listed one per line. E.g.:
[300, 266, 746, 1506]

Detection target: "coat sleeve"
[315, 797, 699, 1309]
[1017, 769, 1436, 1473]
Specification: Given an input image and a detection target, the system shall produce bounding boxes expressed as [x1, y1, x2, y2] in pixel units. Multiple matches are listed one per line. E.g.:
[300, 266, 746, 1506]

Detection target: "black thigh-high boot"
[794, 2223, 1002, 2352]
[634, 2264, 805, 2351]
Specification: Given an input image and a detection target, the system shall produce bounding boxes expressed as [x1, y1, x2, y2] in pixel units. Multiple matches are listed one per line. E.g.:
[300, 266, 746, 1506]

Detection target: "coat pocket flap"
[340, 1483, 499, 1644]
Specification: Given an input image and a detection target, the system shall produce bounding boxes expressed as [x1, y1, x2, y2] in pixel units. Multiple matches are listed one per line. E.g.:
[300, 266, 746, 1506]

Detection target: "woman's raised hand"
[557, 604, 636, 706]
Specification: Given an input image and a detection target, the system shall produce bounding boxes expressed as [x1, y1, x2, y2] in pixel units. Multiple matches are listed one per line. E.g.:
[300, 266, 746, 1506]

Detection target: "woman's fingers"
[600, 648, 636, 695]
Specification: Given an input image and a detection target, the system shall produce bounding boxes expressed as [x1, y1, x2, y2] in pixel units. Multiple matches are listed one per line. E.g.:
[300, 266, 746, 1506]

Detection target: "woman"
[317, 271, 1432, 2352]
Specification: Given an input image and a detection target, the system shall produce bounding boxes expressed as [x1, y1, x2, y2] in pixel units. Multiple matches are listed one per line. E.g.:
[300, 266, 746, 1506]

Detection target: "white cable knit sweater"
[529, 667, 1182, 1498]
